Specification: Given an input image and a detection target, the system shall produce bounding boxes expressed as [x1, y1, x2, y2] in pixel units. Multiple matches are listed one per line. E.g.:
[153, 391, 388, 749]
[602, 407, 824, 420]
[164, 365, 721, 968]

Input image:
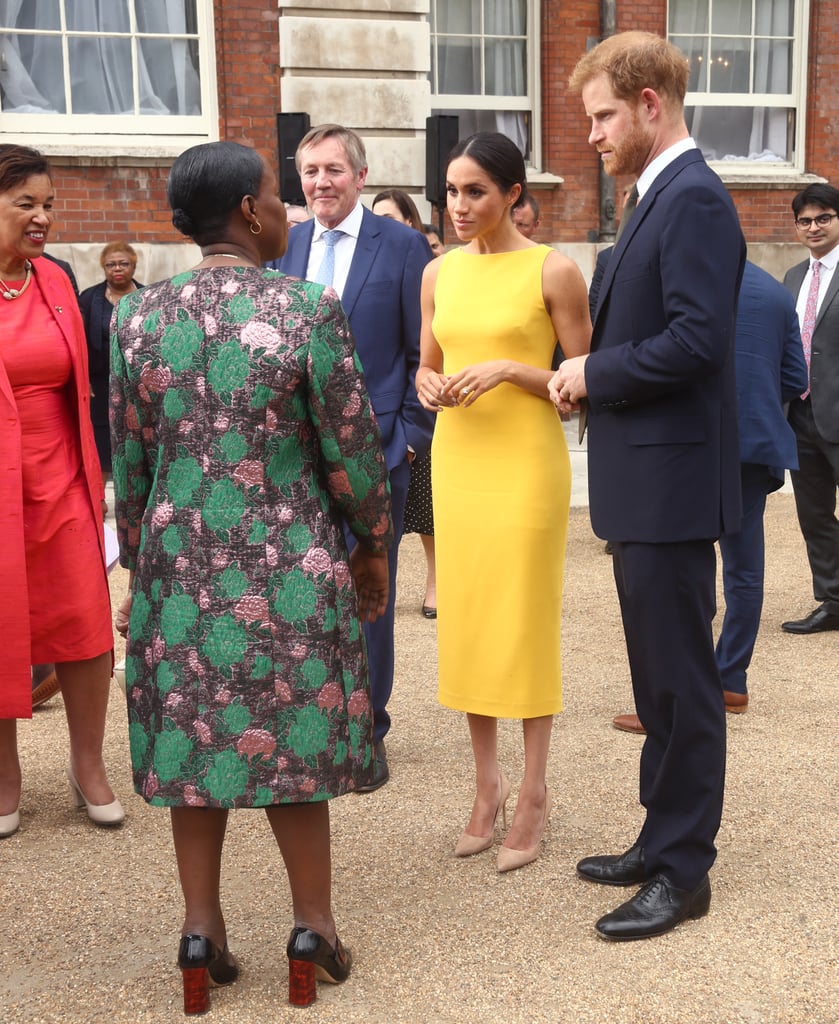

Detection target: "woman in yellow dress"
[416, 132, 590, 872]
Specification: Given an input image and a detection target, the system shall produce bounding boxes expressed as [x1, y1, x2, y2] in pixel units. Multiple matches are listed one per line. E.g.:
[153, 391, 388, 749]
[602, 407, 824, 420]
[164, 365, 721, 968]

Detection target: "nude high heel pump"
[497, 789, 553, 873]
[67, 768, 125, 826]
[0, 808, 20, 838]
[455, 772, 511, 857]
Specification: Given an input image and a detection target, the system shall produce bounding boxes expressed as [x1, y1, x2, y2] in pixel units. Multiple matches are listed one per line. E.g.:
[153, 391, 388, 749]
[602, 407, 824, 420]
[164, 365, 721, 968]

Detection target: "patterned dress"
[110, 267, 392, 807]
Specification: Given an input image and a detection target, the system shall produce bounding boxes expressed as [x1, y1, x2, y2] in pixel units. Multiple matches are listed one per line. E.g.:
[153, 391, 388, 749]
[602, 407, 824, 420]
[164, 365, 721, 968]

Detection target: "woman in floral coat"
[110, 142, 392, 1012]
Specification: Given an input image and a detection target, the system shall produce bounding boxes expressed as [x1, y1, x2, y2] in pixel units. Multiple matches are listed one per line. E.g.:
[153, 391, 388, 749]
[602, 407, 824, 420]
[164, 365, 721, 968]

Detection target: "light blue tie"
[314, 229, 344, 286]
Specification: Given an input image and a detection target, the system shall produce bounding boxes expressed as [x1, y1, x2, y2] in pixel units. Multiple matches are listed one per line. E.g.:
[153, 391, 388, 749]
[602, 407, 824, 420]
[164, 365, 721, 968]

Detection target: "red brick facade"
[41, 1, 839, 249]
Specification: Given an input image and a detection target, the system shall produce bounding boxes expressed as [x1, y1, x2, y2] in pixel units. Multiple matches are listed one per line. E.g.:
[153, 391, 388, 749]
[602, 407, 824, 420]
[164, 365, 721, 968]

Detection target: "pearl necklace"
[0, 260, 32, 300]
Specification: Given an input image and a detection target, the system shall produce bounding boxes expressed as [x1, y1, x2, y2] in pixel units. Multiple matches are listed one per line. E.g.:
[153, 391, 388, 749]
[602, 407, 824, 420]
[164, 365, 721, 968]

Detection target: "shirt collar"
[636, 137, 697, 200]
[812, 245, 839, 271]
[313, 200, 363, 241]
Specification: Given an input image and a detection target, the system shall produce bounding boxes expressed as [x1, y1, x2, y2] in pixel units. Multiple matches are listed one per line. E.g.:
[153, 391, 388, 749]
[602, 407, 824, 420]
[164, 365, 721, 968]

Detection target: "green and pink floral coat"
[110, 267, 392, 807]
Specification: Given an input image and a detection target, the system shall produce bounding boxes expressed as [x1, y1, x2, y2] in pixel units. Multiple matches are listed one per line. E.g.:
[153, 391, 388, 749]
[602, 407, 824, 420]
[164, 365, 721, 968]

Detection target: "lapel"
[594, 149, 706, 336]
[340, 206, 381, 320]
[288, 221, 315, 278]
[815, 260, 839, 330]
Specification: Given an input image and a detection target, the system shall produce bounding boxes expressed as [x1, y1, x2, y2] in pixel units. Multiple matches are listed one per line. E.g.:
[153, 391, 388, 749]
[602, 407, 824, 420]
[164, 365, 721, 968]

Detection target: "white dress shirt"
[795, 245, 839, 323]
[305, 201, 364, 299]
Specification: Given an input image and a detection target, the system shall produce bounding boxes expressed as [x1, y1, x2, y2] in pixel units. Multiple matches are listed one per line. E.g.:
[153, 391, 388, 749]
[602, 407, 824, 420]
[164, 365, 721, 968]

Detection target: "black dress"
[78, 279, 141, 472]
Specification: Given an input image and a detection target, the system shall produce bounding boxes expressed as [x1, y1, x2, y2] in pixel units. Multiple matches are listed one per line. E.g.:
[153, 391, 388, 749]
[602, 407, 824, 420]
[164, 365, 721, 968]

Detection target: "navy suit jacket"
[585, 148, 746, 543]
[735, 261, 806, 483]
[784, 253, 839, 443]
[276, 206, 434, 470]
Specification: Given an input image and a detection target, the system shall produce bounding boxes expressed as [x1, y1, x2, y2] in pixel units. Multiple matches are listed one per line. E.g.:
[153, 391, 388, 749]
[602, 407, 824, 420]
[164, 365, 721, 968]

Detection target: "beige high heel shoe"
[67, 768, 125, 826]
[496, 789, 553, 873]
[455, 772, 511, 857]
[0, 807, 20, 838]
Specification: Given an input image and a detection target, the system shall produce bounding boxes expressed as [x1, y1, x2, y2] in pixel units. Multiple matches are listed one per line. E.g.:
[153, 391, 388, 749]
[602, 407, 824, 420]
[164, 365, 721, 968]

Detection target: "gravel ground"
[2, 494, 837, 1024]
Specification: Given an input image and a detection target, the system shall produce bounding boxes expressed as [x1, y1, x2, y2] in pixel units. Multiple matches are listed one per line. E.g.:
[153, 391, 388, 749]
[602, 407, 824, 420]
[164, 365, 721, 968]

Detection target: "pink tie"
[800, 260, 821, 399]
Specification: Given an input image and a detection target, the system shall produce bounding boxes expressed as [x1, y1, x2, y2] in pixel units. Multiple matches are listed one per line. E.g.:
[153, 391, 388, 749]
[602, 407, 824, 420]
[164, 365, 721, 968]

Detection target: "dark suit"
[783, 253, 839, 615]
[585, 147, 746, 890]
[716, 262, 807, 693]
[276, 208, 434, 741]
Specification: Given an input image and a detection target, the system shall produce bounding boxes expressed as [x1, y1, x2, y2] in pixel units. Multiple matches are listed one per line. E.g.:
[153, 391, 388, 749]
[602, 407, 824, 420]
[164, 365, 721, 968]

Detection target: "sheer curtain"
[670, 0, 793, 162]
[0, 0, 200, 116]
[433, 0, 528, 155]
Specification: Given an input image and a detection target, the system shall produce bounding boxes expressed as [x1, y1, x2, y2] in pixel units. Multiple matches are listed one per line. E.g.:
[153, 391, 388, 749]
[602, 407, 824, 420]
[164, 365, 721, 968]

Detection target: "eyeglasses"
[104, 260, 132, 270]
[794, 213, 838, 230]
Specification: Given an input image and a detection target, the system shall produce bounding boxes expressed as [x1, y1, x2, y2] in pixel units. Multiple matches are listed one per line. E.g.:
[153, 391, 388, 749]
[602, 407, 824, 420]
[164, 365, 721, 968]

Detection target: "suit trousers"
[715, 463, 774, 695]
[788, 397, 839, 615]
[612, 539, 726, 891]
[344, 458, 410, 743]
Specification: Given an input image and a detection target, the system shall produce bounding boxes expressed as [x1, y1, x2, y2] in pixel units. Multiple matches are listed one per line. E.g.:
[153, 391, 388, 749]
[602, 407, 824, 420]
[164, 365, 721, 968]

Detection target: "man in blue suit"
[613, 260, 807, 732]
[273, 124, 434, 791]
[550, 32, 746, 940]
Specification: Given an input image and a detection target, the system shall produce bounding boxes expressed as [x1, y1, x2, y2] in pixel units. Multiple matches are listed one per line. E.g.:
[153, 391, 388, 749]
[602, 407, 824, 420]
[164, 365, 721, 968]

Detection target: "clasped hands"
[417, 363, 502, 412]
[548, 355, 589, 414]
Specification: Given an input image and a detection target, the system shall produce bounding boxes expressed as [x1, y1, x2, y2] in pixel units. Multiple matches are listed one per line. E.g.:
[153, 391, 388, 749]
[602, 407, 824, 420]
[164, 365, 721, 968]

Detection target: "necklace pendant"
[2, 288, 18, 300]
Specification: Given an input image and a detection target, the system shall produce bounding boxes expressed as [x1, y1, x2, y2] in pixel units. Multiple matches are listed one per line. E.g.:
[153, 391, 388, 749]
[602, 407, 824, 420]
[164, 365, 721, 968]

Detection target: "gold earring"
[250, 220, 262, 236]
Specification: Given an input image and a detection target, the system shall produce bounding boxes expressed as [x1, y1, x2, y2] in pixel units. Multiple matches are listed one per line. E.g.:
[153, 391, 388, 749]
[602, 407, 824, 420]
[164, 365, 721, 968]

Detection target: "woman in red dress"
[0, 144, 122, 838]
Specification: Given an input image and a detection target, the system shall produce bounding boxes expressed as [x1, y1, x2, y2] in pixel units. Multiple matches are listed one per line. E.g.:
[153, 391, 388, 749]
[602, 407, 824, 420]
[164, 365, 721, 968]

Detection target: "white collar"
[636, 137, 697, 199]
[313, 200, 364, 241]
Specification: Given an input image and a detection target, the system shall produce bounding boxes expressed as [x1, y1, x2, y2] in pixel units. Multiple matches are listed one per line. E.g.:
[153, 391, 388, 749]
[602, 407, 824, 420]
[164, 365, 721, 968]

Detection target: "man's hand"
[349, 547, 389, 623]
[548, 354, 589, 413]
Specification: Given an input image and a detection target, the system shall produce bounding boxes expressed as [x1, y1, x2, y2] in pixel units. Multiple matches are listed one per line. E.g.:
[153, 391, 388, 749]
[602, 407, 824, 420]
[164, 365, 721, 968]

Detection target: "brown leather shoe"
[32, 665, 60, 709]
[612, 713, 645, 734]
[724, 691, 748, 714]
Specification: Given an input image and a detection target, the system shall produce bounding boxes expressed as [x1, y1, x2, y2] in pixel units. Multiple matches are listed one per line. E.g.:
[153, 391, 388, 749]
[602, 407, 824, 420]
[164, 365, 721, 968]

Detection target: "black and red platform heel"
[177, 933, 239, 1015]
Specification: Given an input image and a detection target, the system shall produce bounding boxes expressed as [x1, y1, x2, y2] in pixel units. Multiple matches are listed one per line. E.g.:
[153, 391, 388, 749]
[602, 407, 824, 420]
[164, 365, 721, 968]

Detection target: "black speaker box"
[276, 112, 311, 206]
[425, 114, 459, 206]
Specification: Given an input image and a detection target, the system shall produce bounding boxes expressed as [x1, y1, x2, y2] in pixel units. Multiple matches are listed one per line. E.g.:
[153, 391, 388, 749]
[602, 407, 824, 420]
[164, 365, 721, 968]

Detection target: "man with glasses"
[781, 184, 839, 634]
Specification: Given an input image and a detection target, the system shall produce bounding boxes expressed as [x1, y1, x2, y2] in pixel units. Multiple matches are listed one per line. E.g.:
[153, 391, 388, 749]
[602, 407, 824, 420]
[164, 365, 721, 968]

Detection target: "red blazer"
[0, 257, 107, 718]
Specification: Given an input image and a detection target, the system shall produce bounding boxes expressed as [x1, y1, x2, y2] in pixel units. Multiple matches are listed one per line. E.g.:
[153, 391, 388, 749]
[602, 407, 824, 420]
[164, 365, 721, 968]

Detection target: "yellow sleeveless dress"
[432, 245, 570, 718]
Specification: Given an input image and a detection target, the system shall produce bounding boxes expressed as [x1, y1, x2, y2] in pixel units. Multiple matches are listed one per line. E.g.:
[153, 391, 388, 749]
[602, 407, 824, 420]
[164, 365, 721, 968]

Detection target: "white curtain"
[433, 0, 528, 155]
[0, 0, 200, 116]
[670, 0, 793, 161]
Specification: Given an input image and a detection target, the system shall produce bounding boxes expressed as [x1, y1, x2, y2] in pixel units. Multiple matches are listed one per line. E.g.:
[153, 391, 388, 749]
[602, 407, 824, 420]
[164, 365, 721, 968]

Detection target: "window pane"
[139, 37, 201, 115]
[434, 0, 480, 35]
[485, 0, 526, 35]
[670, 0, 708, 34]
[136, 0, 198, 34]
[0, 33, 65, 112]
[755, 38, 791, 94]
[65, 0, 129, 32]
[68, 36, 132, 113]
[672, 36, 709, 91]
[437, 38, 481, 94]
[686, 104, 793, 161]
[707, 37, 751, 93]
[0, 1, 61, 31]
[485, 39, 526, 96]
[711, 0, 751, 35]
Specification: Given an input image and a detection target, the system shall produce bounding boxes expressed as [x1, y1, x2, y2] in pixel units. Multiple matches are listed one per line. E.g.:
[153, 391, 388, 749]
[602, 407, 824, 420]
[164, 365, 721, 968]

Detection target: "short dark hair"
[167, 141, 264, 244]
[519, 194, 540, 220]
[0, 144, 51, 194]
[447, 132, 529, 211]
[792, 183, 839, 218]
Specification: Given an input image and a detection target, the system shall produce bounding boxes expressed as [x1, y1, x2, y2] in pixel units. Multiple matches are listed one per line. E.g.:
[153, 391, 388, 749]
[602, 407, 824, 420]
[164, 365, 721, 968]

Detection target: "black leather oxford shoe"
[355, 741, 389, 793]
[577, 843, 646, 886]
[781, 604, 839, 634]
[595, 873, 711, 941]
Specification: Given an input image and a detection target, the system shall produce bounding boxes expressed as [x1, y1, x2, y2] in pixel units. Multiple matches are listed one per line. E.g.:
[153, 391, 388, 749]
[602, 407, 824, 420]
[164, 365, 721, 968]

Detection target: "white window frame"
[0, 0, 218, 156]
[428, 0, 542, 171]
[668, 0, 809, 173]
